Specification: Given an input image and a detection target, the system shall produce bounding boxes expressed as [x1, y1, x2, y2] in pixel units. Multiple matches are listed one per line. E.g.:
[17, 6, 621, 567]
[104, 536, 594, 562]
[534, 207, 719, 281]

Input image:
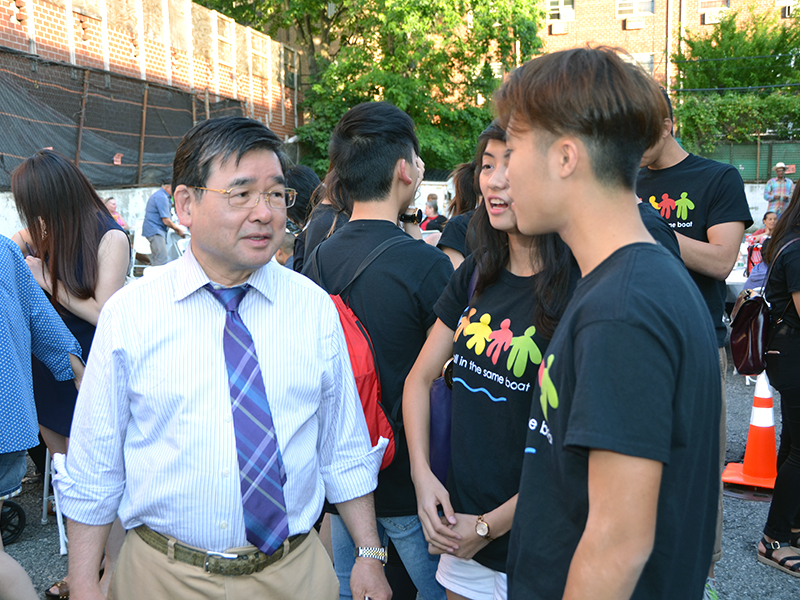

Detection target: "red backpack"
[307, 237, 410, 470]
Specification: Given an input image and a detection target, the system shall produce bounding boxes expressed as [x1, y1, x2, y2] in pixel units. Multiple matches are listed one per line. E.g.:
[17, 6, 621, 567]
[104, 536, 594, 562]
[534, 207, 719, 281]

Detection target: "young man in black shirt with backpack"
[303, 102, 452, 600]
[497, 48, 720, 600]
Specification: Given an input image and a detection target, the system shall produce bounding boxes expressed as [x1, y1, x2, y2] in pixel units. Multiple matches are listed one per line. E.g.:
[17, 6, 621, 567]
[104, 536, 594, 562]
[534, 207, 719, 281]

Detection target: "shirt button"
[220, 521, 228, 530]
[222, 468, 230, 477]
[224, 414, 232, 423]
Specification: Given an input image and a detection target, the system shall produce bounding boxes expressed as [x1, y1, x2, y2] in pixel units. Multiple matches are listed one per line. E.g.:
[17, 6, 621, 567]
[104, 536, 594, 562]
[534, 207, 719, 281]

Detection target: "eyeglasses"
[192, 186, 297, 209]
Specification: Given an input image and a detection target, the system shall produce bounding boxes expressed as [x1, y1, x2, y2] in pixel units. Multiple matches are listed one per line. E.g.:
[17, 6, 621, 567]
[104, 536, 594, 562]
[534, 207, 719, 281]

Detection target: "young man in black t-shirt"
[495, 48, 720, 600]
[303, 102, 452, 600]
[636, 92, 752, 595]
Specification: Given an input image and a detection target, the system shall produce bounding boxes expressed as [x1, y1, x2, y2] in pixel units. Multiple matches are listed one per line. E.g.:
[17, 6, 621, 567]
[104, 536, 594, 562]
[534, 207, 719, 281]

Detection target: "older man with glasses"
[54, 116, 391, 600]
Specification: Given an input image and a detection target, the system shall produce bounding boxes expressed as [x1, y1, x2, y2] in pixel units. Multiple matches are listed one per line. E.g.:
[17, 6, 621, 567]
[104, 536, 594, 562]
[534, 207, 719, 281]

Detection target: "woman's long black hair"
[468, 122, 574, 339]
[764, 184, 800, 265]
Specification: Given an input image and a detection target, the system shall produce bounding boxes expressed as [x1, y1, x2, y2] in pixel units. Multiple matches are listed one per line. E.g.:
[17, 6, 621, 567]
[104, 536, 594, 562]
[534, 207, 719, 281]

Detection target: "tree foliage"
[200, 0, 543, 173]
[672, 9, 800, 153]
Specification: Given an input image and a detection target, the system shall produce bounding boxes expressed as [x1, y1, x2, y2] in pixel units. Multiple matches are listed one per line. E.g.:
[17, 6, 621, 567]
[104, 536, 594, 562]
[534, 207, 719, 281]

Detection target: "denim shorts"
[0, 450, 27, 500]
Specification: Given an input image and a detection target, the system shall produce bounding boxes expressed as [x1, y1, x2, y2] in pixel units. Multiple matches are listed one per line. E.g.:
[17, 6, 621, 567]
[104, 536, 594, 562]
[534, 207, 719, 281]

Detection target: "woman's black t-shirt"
[766, 232, 800, 330]
[434, 254, 549, 572]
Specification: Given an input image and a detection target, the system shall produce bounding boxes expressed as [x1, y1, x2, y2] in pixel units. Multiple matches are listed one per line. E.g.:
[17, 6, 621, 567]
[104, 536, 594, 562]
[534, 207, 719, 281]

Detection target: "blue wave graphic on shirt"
[453, 377, 507, 402]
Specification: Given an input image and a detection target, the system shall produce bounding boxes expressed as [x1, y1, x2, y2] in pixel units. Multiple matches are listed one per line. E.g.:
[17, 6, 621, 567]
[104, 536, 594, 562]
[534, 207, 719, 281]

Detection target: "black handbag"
[429, 266, 479, 485]
[730, 237, 800, 375]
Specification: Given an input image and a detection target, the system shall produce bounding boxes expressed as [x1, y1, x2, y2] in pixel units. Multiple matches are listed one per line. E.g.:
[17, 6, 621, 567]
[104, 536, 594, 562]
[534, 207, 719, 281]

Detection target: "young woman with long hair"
[757, 184, 800, 577]
[403, 123, 576, 600]
[438, 162, 481, 270]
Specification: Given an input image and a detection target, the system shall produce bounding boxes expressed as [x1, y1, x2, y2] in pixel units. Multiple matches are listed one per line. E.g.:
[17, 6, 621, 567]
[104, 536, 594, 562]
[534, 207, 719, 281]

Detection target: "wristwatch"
[399, 208, 424, 225]
[475, 515, 493, 541]
[355, 546, 388, 565]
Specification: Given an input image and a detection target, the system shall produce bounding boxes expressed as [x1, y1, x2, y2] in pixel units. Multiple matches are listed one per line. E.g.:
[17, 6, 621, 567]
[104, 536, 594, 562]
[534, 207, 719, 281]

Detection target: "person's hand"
[25, 255, 51, 292]
[177, 227, 187, 239]
[350, 557, 392, 600]
[446, 513, 491, 560]
[415, 156, 425, 192]
[413, 468, 460, 553]
[69, 354, 85, 390]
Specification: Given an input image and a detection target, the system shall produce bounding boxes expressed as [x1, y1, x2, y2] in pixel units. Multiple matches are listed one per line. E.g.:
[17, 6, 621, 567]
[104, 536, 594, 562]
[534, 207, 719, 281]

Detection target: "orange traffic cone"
[722, 372, 777, 489]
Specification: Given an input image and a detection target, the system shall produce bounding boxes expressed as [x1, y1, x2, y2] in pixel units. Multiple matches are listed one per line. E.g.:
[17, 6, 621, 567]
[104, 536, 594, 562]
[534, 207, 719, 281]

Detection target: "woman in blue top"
[404, 123, 575, 600]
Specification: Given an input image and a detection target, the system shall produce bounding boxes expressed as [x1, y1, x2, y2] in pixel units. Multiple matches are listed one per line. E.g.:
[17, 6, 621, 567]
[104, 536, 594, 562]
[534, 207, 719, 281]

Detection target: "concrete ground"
[4, 346, 799, 598]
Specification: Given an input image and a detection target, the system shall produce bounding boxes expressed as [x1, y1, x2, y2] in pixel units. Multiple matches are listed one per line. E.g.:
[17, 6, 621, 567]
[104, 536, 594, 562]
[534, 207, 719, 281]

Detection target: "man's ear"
[397, 158, 414, 186]
[173, 184, 193, 228]
[554, 136, 580, 180]
[662, 118, 674, 139]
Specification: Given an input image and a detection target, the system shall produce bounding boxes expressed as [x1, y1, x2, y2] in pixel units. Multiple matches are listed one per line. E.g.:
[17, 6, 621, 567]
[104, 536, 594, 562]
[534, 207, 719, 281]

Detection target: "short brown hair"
[495, 47, 667, 190]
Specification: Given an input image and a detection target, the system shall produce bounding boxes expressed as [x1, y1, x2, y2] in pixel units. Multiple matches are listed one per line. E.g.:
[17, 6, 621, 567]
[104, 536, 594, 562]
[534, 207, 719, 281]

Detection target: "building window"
[617, 0, 654, 17]
[549, 0, 575, 20]
[217, 15, 234, 67]
[284, 47, 297, 89]
[699, 0, 729, 8]
[630, 53, 654, 75]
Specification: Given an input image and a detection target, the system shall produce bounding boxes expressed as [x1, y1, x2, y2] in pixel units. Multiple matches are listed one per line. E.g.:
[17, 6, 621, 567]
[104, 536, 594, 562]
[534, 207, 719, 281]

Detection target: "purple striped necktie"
[204, 283, 289, 555]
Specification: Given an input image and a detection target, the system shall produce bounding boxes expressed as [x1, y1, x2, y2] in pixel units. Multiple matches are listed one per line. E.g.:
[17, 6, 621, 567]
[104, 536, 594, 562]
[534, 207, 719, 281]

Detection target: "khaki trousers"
[110, 528, 338, 600]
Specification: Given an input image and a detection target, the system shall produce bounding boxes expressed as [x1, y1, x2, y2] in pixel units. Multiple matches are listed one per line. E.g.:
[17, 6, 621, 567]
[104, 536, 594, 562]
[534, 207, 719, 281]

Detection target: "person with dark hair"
[756, 184, 800, 577]
[142, 178, 186, 265]
[753, 210, 778, 244]
[104, 197, 128, 229]
[637, 88, 752, 599]
[404, 123, 576, 600]
[54, 116, 391, 600]
[293, 169, 352, 273]
[438, 162, 480, 269]
[285, 164, 321, 229]
[496, 47, 720, 600]
[303, 101, 452, 600]
[420, 195, 446, 232]
[0, 234, 83, 600]
[10, 149, 130, 457]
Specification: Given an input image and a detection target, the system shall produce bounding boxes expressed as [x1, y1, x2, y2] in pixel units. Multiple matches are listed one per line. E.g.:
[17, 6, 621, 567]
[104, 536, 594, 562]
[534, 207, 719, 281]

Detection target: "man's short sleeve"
[156, 191, 172, 220]
[565, 320, 675, 464]
[416, 253, 454, 331]
[707, 167, 752, 230]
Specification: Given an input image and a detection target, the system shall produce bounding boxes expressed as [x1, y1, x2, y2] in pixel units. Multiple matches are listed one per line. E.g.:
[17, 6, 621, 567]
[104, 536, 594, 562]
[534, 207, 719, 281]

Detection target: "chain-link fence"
[0, 47, 244, 190]
[703, 141, 800, 184]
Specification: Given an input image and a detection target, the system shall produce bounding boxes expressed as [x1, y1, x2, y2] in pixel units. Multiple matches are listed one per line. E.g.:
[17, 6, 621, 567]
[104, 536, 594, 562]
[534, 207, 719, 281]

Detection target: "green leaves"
[673, 8, 800, 153]
[204, 0, 543, 173]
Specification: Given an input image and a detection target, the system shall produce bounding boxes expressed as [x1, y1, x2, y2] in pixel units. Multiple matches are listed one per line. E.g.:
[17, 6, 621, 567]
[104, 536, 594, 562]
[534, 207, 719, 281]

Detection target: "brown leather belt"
[134, 524, 308, 576]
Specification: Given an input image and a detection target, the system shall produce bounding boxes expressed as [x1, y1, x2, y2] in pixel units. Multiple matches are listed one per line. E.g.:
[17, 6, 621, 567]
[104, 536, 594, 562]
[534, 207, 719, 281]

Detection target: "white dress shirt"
[55, 247, 385, 552]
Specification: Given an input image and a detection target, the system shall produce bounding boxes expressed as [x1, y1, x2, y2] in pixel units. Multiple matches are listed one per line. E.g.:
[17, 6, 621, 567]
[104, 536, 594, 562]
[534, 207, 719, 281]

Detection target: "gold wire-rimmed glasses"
[192, 186, 297, 209]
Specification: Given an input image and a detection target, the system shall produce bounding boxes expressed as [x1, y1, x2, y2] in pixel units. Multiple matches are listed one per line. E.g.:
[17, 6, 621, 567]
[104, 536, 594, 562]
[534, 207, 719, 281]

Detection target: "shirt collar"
[172, 245, 276, 305]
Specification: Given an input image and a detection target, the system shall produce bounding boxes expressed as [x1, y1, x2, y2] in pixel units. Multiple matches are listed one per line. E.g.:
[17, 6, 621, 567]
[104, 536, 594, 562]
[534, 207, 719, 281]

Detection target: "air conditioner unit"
[559, 7, 575, 22]
[550, 21, 569, 35]
[703, 8, 728, 24]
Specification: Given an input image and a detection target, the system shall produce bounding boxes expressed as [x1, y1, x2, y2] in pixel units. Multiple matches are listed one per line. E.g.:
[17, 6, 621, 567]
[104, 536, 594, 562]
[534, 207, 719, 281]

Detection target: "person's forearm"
[676, 233, 738, 280]
[403, 372, 434, 481]
[562, 529, 651, 600]
[483, 494, 517, 539]
[67, 520, 113, 597]
[336, 493, 382, 547]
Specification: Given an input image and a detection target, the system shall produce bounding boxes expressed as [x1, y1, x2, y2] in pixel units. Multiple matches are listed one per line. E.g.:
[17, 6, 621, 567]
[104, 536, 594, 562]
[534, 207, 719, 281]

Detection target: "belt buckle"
[204, 550, 239, 574]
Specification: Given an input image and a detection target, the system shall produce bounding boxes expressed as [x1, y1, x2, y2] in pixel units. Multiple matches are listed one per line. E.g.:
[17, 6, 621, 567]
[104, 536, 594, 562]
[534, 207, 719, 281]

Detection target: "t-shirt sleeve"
[707, 166, 753, 230]
[416, 252, 455, 331]
[564, 320, 675, 464]
[156, 193, 171, 220]
[434, 255, 476, 330]
[782, 245, 800, 294]
[438, 215, 468, 255]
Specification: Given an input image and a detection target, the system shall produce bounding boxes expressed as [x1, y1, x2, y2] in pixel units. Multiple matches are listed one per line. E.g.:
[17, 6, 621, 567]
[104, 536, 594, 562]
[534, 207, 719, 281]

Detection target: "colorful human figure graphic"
[454, 307, 476, 342]
[486, 318, 513, 365]
[659, 193, 676, 220]
[506, 325, 542, 377]
[465, 313, 493, 355]
[648, 195, 660, 211]
[539, 354, 558, 420]
[675, 192, 695, 221]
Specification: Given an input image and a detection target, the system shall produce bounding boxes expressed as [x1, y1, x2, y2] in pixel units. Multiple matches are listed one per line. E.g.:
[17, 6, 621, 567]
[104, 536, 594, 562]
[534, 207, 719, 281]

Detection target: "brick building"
[0, 0, 301, 140]
[541, 0, 795, 87]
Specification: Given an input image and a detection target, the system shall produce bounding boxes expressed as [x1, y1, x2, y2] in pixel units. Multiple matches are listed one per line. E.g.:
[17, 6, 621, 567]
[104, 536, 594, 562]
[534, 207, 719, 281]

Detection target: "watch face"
[476, 520, 489, 537]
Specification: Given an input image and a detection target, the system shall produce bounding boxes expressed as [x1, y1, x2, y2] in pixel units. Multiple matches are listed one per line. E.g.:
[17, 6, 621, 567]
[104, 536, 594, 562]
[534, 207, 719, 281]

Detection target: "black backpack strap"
[338, 236, 412, 296]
